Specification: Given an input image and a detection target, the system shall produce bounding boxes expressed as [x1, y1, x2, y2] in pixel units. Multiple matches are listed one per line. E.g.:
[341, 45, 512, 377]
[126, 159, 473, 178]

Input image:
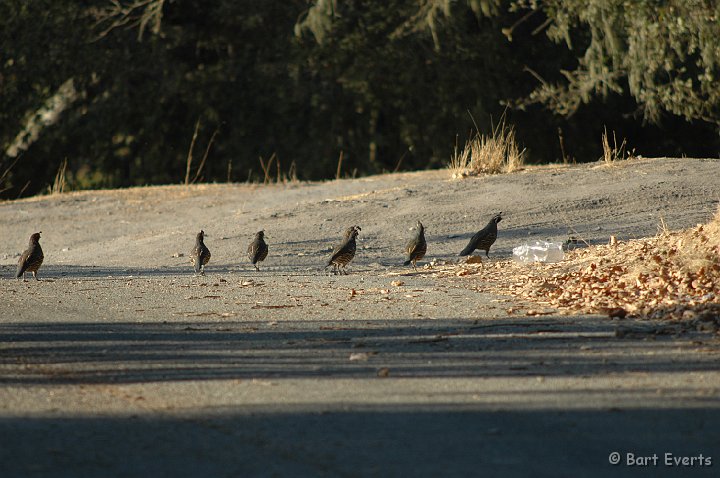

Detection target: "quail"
[16, 232, 44, 281]
[403, 221, 427, 270]
[190, 230, 211, 275]
[247, 230, 268, 271]
[325, 226, 361, 275]
[459, 212, 503, 258]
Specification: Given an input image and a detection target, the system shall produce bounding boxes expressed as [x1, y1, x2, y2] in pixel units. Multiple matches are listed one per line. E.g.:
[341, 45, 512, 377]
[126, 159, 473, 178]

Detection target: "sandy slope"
[2, 157, 718, 271]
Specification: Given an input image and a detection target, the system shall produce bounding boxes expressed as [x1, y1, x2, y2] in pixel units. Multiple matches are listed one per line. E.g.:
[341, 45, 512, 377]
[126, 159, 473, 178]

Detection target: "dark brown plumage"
[190, 230, 211, 275]
[16, 232, 44, 281]
[247, 230, 268, 271]
[325, 226, 361, 275]
[403, 221, 427, 270]
[459, 212, 503, 257]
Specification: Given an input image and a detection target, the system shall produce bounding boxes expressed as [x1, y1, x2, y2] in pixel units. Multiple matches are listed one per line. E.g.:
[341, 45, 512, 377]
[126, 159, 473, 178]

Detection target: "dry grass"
[449, 116, 525, 179]
[184, 119, 201, 185]
[258, 154, 298, 184]
[601, 127, 634, 165]
[184, 119, 219, 185]
[51, 158, 69, 195]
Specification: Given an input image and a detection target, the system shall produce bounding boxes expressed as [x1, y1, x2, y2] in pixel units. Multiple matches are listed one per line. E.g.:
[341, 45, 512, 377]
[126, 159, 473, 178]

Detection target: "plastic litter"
[512, 241, 565, 263]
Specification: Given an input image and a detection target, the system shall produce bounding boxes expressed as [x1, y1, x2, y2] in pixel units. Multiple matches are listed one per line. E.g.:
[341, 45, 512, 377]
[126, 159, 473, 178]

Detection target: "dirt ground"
[1, 157, 719, 477]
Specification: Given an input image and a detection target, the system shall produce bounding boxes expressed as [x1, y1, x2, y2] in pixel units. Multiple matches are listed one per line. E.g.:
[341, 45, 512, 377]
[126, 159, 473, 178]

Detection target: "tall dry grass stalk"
[449, 116, 525, 179]
[185, 119, 219, 185]
[336, 150, 344, 180]
[0, 155, 21, 195]
[258, 154, 298, 185]
[259, 153, 276, 184]
[184, 119, 200, 185]
[190, 127, 219, 184]
[657, 215, 670, 237]
[601, 127, 634, 164]
[51, 158, 68, 195]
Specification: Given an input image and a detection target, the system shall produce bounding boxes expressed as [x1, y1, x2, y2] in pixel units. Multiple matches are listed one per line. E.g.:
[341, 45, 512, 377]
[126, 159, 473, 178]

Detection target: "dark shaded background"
[1, 1, 718, 198]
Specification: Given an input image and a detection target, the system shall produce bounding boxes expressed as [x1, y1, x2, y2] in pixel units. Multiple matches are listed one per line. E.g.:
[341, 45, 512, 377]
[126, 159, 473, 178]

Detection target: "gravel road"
[1, 157, 719, 477]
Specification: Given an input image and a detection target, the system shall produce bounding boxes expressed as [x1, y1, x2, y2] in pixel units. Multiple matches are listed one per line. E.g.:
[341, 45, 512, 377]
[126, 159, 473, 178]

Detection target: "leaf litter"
[445, 208, 720, 334]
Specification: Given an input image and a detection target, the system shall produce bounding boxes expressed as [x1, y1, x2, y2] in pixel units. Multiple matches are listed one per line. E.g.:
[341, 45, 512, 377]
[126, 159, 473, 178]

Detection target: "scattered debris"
[409, 335, 448, 344]
[446, 208, 720, 332]
[251, 304, 299, 309]
[349, 352, 370, 361]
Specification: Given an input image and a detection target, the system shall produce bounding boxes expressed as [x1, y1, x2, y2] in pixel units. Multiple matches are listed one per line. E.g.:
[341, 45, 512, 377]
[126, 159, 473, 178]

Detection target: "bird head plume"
[344, 225, 361, 238]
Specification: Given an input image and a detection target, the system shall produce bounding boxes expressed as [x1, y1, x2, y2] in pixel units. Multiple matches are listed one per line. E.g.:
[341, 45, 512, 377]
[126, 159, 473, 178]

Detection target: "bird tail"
[403, 259, 412, 266]
[458, 245, 473, 256]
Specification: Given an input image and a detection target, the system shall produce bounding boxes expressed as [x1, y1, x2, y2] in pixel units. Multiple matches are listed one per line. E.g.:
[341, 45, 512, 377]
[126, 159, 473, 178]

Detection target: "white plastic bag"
[512, 241, 565, 263]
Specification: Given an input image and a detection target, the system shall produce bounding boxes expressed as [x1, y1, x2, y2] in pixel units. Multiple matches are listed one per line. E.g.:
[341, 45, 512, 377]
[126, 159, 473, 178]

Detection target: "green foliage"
[516, 0, 720, 126]
[297, 0, 527, 173]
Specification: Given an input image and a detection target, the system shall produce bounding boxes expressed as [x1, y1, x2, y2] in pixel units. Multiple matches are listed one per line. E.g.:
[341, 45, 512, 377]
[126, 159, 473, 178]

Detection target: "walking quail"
[190, 230, 211, 275]
[247, 230, 268, 271]
[403, 221, 427, 270]
[459, 212, 503, 258]
[325, 226, 361, 275]
[16, 232, 44, 281]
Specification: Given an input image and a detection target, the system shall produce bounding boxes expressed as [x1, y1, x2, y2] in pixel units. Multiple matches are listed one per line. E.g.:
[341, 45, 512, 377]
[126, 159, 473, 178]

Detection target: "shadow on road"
[0, 407, 717, 477]
[1, 318, 718, 385]
[1, 319, 718, 476]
